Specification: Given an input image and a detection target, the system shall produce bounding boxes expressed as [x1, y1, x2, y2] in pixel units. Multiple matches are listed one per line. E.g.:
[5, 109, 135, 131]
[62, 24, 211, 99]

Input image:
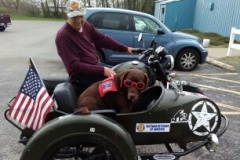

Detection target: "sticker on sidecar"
[136, 123, 170, 132]
[171, 109, 188, 123]
[170, 101, 218, 136]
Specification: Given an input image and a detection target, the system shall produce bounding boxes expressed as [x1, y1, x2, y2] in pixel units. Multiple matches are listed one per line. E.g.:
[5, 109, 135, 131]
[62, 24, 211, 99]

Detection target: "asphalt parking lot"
[1, 20, 240, 160]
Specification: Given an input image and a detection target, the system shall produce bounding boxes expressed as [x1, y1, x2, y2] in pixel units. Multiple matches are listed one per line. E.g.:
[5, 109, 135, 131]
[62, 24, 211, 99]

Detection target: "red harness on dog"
[98, 77, 118, 97]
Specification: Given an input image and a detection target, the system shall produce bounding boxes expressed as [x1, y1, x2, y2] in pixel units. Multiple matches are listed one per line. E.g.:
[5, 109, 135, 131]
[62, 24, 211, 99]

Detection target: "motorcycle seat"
[52, 82, 116, 118]
[53, 82, 77, 113]
[43, 77, 70, 96]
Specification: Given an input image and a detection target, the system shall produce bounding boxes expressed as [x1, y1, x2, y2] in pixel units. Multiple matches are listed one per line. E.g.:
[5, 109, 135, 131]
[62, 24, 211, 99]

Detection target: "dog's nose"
[128, 92, 138, 101]
[129, 94, 136, 100]
[128, 88, 139, 101]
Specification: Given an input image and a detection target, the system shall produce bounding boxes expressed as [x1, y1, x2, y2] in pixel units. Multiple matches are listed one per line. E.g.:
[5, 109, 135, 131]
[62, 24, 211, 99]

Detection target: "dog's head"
[115, 69, 149, 103]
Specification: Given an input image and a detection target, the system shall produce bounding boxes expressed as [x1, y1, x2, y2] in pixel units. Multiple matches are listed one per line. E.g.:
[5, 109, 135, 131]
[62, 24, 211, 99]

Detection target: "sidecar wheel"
[41, 136, 123, 160]
[175, 49, 199, 71]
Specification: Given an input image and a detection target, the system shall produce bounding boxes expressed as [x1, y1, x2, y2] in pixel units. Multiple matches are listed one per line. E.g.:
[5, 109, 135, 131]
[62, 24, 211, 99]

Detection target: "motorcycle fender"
[20, 114, 138, 160]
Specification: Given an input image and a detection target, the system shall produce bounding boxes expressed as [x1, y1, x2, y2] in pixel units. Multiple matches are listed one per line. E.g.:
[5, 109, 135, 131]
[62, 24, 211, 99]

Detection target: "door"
[99, 12, 134, 64]
[132, 15, 173, 54]
[159, 5, 166, 23]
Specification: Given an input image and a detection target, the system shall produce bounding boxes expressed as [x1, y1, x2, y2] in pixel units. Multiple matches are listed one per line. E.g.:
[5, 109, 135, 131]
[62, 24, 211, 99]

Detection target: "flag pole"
[29, 57, 47, 88]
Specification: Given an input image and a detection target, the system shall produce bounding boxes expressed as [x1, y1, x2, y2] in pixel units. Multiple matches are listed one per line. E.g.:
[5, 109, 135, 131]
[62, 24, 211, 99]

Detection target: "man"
[55, 0, 135, 89]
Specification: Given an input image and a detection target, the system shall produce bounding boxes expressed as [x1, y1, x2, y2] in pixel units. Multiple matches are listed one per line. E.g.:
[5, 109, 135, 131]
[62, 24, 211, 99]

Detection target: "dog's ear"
[144, 73, 149, 87]
[114, 70, 129, 88]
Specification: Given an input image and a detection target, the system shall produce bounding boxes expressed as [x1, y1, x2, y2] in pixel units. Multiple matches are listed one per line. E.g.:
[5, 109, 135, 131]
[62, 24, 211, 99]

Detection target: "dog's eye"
[123, 79, 145, 90]
[136, 82, 145, 90]
[124, 79, 133, 86]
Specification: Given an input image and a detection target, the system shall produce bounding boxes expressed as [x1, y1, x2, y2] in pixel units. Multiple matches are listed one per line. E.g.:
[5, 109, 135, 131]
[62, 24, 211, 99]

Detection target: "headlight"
[155, 46, 164, 54]
[165, 55, 174, 70]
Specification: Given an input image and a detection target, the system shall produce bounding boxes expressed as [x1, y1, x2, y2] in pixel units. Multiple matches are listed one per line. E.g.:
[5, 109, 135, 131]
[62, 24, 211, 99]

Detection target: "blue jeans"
[72, 62, 113, 87]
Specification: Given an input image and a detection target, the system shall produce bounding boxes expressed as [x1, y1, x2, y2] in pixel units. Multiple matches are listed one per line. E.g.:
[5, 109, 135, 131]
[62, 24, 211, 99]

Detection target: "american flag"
[8, 59, 54, 130]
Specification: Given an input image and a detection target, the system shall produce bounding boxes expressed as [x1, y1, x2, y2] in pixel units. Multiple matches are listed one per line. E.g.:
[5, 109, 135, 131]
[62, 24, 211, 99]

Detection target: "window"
[133, 15, 160, 34]
[102, 12, 130, 31]
[88, 12, 103, 28]
[134, 17, 146, 32]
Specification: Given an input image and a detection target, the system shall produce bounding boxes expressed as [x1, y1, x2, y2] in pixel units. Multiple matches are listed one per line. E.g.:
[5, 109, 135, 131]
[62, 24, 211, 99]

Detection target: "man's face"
[68, 15, 85, 31]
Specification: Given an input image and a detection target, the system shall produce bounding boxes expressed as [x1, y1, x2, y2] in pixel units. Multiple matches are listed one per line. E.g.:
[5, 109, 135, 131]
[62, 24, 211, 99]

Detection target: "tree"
[0, 0, 155, 18]
[0, 0, 21, 14]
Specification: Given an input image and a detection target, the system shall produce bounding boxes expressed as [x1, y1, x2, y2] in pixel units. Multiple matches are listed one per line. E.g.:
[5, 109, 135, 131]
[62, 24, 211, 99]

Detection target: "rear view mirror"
[157, 28, 165, 35]
[137, 33, 145, 48]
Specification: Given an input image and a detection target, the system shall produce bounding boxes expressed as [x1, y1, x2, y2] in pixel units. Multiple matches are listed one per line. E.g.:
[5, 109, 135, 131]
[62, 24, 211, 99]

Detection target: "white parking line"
[216, 102, 240, 112]
[221, 111, 240, 115]
[178, 73, 238, 76]
[194, 83, 240, 95]
[192, 74, 240, 84]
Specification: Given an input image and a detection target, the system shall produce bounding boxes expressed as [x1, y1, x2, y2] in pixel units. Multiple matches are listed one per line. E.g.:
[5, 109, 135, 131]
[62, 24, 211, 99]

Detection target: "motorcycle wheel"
[41, 136, 123, 160]
[175, 49, 199, 71]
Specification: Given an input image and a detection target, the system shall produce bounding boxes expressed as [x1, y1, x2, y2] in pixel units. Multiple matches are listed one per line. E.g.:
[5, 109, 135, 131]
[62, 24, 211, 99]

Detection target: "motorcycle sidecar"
[6, 81, 228, 160]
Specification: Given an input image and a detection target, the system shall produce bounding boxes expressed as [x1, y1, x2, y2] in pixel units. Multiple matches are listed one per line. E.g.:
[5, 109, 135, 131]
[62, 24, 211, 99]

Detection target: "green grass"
[218, 56, 240, 67]
[179, 29, 231, 47]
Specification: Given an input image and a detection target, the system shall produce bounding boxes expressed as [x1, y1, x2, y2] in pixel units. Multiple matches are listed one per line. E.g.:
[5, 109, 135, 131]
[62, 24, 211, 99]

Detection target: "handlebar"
[132, 48, 146, 54]
[132, 48, 148, 61]
[133, 48, 156, 61]
[138, 53, 146, 61]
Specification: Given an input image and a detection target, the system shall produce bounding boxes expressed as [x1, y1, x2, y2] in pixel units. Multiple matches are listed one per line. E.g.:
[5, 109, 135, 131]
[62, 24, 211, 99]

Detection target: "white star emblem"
[191, 102, 217, 132]
[188, 101, 219, 136]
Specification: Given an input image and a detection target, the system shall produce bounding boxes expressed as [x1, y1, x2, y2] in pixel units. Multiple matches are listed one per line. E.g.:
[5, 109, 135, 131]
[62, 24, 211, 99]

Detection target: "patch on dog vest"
[98, 77, 117, 97]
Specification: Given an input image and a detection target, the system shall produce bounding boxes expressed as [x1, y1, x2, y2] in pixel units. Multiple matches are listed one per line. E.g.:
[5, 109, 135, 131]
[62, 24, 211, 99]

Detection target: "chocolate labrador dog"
[76, 69, 149, 113]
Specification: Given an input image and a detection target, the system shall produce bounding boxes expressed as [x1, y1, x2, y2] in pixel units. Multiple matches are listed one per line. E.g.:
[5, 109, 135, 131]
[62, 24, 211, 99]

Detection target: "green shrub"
[0, 7, 9, 13]
[179, 29, 230, 47]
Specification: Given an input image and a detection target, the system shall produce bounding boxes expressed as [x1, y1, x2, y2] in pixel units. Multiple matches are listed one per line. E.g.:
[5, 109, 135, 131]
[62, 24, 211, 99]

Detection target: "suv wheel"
[175, 49, 199, 71]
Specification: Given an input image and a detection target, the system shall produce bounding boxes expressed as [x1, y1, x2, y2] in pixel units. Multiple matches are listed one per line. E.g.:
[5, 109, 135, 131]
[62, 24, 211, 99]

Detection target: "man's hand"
[104, 67, 116, 77]
[127, 47, 136, 54]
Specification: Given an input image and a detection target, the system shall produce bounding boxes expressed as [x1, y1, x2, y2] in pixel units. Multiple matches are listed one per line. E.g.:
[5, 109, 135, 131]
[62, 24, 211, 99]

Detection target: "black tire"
[41, 136, 123, 160]
[175, 49, 199, 71]
[0, 26, 6, 31]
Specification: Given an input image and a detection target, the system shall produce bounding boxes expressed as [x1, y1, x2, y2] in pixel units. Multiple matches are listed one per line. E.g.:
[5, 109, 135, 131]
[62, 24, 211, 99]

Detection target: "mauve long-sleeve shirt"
[55, 21, 128, 80]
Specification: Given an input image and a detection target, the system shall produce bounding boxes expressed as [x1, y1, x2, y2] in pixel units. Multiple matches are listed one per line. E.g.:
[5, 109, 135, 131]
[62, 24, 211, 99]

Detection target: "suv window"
[102, 12, 130, 31]
[88, 12, 103, 28]
[88, 12, 130, 31]
[133, 15, 160, 34]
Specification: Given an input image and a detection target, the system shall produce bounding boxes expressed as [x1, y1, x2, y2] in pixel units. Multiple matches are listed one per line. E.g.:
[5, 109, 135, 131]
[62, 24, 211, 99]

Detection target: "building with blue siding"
[194, 0, 240, 40]
[154, 0, 240, 40]
[154, 0, 196, 31]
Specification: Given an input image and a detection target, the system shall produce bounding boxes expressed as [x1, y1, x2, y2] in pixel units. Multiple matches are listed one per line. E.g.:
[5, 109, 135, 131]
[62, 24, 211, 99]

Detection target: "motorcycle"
[5, 34, 228, 160]
[43, 33, 204, 96]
